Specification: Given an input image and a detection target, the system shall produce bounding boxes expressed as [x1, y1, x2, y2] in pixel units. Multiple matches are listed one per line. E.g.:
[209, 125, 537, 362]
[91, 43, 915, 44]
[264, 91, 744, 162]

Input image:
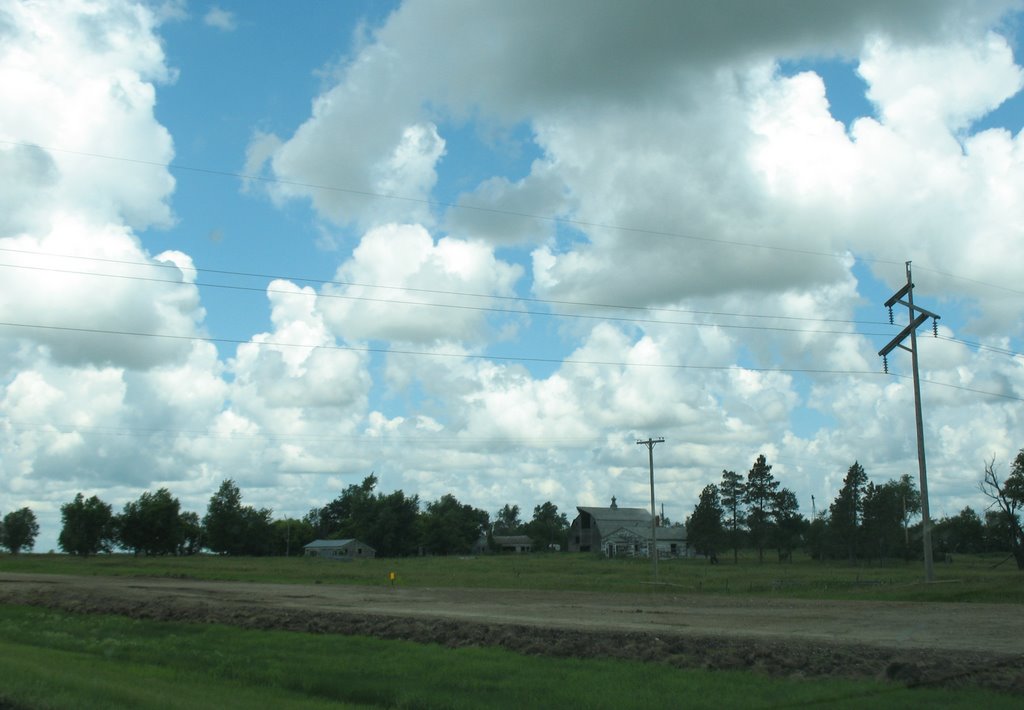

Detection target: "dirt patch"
[1, 573, 1021, 694]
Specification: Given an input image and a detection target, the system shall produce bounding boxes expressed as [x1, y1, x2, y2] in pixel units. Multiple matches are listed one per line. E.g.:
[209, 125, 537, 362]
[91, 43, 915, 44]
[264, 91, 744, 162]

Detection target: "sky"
[2, 0, 1023, 552]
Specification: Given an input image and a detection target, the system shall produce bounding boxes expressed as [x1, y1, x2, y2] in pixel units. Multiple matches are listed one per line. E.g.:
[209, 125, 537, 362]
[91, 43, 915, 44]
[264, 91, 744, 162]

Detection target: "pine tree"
[744, 454, 779, 563]
[685, 484, 723, 559]
[719, 469, 746, 563]
[829, 461, 869, 561]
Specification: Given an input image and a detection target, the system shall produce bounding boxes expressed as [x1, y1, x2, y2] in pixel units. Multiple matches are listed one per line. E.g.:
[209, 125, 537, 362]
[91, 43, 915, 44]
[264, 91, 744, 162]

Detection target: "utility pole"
[878, 261, 940, 582]
[637, 437, 665, 581]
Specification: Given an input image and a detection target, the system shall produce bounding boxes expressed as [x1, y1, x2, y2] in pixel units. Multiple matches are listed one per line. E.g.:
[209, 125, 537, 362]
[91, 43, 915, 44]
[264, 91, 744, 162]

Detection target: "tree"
[770, 488, 804, 562]
[271, 517, 315, 556]
[59, 493, 115, 556]
[366, 489, 420, 557]
[493, 504, 524, 535]
[178, 511, 203, 555]
[980, 451, 1024, 570]
[719, 469, 746, 563]
[203, 479, 274, 555]
[117, 488, 184, 556]
[744, 454, 779, 562]
[1, 507, 39, 554]
[828, 461, 869, 561]
[419, 494, 489, 555]
[685, 484, 723, 558]
[861, 477, 916, 562]
[318, 474, 378, 540]
[933, 507, 985, 556]
[524, 502, 569, 551]
[314, 476, 420, 556]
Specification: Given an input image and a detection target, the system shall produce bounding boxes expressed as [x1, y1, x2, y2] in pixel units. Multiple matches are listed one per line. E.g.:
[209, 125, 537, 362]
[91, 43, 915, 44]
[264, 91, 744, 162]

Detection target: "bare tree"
[979, 452, 1024, 570]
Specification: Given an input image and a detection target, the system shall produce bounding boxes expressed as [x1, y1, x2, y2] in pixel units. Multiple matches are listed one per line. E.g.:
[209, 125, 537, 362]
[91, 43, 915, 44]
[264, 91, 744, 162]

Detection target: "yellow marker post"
[388, 571, 396, 588]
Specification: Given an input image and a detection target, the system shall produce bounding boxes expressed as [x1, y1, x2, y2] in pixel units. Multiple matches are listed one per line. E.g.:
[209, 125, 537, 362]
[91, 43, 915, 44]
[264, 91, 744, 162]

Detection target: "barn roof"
[576, 506, 652, 532]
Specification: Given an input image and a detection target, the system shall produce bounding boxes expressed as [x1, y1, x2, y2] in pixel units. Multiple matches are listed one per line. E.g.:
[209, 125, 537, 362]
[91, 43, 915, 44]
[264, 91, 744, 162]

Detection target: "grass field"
[2, 550, 1021, 603]
[0, 605, 1019, 710]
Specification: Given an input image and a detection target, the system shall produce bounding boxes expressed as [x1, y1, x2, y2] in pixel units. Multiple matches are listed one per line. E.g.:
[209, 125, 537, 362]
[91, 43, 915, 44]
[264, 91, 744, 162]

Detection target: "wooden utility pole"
[637, 437, 665, 581]
[878, 262, 940, 582]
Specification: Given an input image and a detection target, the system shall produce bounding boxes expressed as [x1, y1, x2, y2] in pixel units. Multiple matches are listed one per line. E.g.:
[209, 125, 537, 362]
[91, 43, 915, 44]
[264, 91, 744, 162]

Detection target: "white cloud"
[5, 0, 1024, 553]
[320, 223, 522, 344]
[203, 7, 236, 32]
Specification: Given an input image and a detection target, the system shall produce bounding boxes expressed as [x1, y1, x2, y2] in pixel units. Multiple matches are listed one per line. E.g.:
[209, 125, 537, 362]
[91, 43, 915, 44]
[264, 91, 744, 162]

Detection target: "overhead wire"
[0, 319, 1020, 402]
[0, 259, 900, 338]
[3, 138, 1023, 296]
[0, 246, 895, 328]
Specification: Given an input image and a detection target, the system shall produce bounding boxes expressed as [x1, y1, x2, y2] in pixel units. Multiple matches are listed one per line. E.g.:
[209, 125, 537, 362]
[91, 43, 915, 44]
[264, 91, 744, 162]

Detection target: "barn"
[569, 497, 687, 557]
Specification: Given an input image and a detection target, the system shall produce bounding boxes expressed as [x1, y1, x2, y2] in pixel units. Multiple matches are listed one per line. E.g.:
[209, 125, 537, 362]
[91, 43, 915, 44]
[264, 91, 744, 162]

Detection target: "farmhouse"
[303, 538, 376, 559]
[569, 497, 687, 558]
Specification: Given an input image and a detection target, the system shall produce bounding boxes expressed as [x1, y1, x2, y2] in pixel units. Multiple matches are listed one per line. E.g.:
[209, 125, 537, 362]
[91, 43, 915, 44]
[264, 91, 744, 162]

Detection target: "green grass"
[2, 550, 1021, 603]
[0, 605, 1017, 709]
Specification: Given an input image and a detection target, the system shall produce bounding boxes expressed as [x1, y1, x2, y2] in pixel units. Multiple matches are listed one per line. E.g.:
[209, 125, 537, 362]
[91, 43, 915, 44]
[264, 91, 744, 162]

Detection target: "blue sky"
[2, 0, 1023, 551]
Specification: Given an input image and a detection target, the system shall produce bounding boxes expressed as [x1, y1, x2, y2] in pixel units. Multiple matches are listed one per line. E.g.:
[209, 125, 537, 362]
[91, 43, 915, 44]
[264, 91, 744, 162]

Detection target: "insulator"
[882, 355, 888, 374]
[888, 306, 894, 325]
[932, 318, 938, 337]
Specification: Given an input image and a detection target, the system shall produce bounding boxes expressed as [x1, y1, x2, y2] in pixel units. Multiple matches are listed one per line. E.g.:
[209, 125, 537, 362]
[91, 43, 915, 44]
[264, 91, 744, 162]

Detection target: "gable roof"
[304, 538, 366, 549]
[576, 506, 652, 533]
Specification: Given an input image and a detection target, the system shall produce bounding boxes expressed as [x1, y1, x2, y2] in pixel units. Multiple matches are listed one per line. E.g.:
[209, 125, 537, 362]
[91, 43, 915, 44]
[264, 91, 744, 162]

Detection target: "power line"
[4, 138, 1023, 296]
[0, 260, 899, 338]
[0, 318, 1020, 401]
[0, 319, 879, 374]
[0, 246, 895, 328]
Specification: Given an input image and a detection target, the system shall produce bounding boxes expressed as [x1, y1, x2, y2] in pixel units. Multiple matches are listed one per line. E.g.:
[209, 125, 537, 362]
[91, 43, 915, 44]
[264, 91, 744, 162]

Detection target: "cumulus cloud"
[5, 0, 1024, 552]
[319, 223, 523, 344]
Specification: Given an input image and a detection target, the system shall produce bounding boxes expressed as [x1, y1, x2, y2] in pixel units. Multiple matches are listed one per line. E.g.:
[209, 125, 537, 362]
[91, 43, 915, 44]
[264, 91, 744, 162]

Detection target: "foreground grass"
[0, 605, 1016, 709]
[2, 551, 1021, 603]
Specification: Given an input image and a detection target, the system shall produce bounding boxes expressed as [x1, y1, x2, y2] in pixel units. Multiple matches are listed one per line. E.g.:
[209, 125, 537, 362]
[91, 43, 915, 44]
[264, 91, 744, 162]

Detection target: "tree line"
[683, 449, 1024, 568]
[20, 474, 572, 558]
[6, 449, 1021, 567]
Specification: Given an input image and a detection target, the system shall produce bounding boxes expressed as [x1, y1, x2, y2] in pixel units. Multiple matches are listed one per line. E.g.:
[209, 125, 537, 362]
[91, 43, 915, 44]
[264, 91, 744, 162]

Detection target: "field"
[1, 552, 1022, 708]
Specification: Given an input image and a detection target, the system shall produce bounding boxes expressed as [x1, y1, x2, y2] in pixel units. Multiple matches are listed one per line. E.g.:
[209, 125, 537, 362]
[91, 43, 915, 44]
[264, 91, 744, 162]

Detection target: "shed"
[303, 538, 376, 559]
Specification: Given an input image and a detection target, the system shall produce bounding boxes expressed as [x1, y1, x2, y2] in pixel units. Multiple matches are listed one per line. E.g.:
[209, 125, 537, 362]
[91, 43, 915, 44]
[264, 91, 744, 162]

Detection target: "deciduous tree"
[525, 502, 569, 551]
[1, 507, 39, 554]
[980, 450, 1024, 570]
[419, 494, 489, 555]
[203, 479, 274, 555]
[493, 504, 524, 535]
[118, 488, 184, 556]
[59, 493, 115, 556]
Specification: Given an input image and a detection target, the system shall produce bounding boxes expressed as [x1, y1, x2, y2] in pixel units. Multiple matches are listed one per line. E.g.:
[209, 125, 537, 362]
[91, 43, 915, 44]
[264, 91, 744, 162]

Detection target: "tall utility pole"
[878, 261, 940, 582]
[637, 437, 665, 581]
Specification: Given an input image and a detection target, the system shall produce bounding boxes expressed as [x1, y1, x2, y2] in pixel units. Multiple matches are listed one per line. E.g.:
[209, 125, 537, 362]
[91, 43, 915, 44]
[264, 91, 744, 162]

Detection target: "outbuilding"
[303, 538, 376, 559]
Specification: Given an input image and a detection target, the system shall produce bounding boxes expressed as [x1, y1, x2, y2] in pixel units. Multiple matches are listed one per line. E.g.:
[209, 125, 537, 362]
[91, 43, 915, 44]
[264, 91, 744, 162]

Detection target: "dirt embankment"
[1, 573, 1021, 694]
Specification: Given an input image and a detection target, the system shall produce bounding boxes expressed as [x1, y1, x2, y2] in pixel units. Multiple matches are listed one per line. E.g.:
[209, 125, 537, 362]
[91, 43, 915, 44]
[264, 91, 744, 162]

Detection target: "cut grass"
[2, 551, 1021, 603]
[0, 605, 1017, 709]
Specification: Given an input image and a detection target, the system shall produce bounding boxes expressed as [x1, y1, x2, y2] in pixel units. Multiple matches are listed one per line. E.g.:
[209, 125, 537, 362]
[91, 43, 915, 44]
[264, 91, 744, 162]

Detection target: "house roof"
[304, 538, 367, 549]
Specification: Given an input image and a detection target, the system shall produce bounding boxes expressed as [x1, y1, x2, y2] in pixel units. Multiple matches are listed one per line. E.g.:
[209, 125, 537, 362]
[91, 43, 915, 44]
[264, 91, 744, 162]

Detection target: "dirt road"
[1, 572, 1022, 693]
